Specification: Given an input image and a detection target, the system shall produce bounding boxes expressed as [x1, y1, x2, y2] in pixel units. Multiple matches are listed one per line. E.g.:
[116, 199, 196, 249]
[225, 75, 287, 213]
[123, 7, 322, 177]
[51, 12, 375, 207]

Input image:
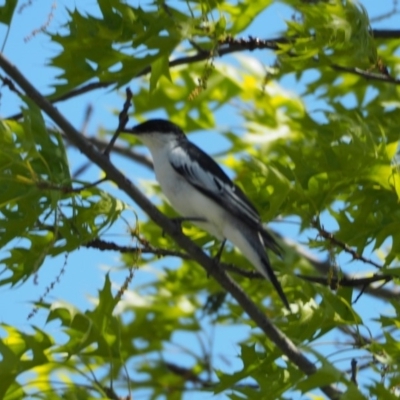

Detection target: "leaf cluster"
[1, 0, 400, 399]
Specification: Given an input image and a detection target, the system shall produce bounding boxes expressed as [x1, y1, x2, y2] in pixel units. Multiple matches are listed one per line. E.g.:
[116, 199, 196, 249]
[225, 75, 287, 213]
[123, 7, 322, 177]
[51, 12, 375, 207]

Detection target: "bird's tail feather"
[260, 228, 283, 257]
[260, 255, 290, 310]
[256, 231, 289, 309]
[226, 225, 288, 309]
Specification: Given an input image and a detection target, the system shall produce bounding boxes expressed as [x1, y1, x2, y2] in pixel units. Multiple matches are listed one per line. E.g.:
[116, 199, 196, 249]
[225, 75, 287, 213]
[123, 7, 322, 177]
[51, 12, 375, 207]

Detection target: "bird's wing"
[169, 141, 262, 229]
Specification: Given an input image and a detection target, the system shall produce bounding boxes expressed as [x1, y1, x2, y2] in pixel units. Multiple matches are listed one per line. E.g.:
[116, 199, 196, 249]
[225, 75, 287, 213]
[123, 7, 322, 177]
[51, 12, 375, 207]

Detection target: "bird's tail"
[256, 231, 289, 309]
[224, 224, 289, 309]
[259, 252, 290, 310]
[260, 228, 283, 257]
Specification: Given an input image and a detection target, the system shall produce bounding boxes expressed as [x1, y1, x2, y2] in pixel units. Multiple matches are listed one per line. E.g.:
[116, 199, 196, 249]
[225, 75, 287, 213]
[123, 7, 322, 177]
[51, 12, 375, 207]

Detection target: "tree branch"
[312, 218, 383, 270]
[86, 237, 399, 303]
[0, 51, 341, 400]
[71, 136, 153, 173]
[6, 29, 400, 121]
[85, 238, 191, 259]
[330, 64, 400, 86]
[372, 29, 400, 38]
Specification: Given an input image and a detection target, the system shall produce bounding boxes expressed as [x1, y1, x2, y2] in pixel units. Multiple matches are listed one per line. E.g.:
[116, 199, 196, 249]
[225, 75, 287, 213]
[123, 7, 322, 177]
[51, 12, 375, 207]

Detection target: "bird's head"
[123, 119, 186, 149]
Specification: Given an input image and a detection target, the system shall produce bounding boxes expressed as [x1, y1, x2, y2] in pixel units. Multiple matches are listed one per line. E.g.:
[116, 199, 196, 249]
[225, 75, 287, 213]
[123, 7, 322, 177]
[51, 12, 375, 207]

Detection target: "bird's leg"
[205, 239, 227, 278]
[214, 239, 227, 263]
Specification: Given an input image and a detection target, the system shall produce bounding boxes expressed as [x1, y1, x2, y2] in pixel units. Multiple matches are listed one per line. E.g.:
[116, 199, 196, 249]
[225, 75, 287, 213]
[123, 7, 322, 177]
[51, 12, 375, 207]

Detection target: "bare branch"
[5, 30, 400, 121]
[85, 238, 191, 259]
[86, 236, 400, 303]
[165, 362, 209, 386]
[312, 218, 383, 270]
[370, 1, 399, 23]
[27, 253, 68, 320]
[1, 74, 24, 96]
[6, 81, 113, 120]
[103, 87, 133, 157]
[350, 359, 358, 385]
[35, 177, 107, 194]
[372, 29, 400, 38]
[330, 64, 400, 86]
[24, 2, 56, 43]
[297, 274, 392, 290]
[87, 136, 153, 170]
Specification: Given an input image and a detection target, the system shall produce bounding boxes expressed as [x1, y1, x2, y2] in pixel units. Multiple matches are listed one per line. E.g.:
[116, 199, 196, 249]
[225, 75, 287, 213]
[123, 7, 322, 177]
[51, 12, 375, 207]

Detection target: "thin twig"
[86, 237, 397, 305]
[5, 30, 400, 121]
[350, 359, 358, 385]
[1, 74, 24, 96]
[297, 273, 392, 289]
[36, 178, 107, 193]
[85, 238, 191, 259]
[370, 1, 399, 23]
[6, 81, 113, 120]
[24, 2, 56, 42]
[312, 218, 383, 270]
[103, 87, 133, 157]
[87, 136, 153, 170]
[27, 252, 69, 320]
[330, 64, 400, 86]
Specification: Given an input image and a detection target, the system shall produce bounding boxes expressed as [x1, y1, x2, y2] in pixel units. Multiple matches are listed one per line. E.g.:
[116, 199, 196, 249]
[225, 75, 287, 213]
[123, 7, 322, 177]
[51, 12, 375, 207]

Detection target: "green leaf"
[0, 325, 53, 399]
[0, 100, 125, 286]
[150, 54, 171, 92]
[296, 360, 342, 393]
[340, 384, 368, 400]
[0, 0, 17, 25]
[222, 1, 273, 34]
[48, 275, 121, 359]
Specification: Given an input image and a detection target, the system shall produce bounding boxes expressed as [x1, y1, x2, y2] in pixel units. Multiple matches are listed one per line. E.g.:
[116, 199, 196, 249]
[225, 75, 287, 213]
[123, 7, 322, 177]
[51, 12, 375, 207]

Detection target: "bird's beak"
[122, 127, 138, 135]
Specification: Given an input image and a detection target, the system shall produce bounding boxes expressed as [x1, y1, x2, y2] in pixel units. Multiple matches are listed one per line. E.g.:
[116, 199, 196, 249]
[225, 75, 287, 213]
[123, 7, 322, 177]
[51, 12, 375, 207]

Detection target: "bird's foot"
[213, 239, 226, 263]
[206, 239, 227, 278]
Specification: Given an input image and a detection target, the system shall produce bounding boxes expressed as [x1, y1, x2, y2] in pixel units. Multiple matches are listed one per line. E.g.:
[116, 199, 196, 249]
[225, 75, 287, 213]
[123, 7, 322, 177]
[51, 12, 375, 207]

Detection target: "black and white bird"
[123, 119, 289, 309]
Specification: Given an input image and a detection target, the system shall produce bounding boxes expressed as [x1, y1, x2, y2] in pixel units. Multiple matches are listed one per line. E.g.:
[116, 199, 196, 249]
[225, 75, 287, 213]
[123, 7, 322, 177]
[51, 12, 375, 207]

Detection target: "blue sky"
[1, 1, 399, 398]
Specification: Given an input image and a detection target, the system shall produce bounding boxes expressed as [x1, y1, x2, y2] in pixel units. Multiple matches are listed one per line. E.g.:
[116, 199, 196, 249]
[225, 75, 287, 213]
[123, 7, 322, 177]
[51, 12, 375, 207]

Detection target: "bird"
[122, 119, 289, 309]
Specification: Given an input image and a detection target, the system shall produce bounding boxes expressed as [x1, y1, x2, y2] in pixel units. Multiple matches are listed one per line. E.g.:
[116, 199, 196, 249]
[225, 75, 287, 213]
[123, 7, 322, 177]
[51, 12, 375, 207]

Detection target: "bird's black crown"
[130, 119, 185, 136]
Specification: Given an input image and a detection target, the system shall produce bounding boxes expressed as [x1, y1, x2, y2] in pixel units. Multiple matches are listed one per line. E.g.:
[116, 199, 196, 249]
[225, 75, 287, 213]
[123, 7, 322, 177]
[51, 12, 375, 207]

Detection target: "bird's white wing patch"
[169, 145, 261, 226]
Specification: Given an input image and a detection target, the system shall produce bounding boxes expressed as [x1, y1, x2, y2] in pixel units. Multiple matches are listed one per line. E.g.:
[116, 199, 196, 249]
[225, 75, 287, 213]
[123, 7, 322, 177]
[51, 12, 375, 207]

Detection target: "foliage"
[1, 0, 400, 399]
